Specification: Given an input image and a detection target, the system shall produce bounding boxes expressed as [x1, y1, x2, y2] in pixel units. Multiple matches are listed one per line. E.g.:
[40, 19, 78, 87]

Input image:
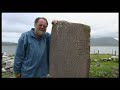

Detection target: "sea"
[2, 45, 119, 56]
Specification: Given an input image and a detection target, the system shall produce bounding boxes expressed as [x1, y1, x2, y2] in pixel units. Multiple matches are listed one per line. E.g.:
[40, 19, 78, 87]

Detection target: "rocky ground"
[2, 54, 15, 78]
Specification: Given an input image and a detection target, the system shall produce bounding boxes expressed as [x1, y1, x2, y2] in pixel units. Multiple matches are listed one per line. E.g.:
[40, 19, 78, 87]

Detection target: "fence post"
[98, 50, 99, 54]
[94, 49, 95, 54]
[112, 49, 113, 55]
[115, 50, 116, 56]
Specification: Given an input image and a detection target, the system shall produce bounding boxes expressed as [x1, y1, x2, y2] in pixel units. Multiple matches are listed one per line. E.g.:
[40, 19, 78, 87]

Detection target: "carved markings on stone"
[50, 21, 91, 78]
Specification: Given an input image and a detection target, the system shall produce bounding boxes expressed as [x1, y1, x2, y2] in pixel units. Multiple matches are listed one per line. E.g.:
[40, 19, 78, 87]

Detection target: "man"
[13, 17, 57, 78]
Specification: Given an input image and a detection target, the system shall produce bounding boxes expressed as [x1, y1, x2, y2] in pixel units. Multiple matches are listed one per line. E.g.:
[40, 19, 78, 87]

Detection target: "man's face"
[35, 19, 47, 36]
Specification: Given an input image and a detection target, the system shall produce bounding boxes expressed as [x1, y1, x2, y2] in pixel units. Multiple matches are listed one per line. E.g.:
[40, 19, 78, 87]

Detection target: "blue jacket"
[13, 28, 50, 78]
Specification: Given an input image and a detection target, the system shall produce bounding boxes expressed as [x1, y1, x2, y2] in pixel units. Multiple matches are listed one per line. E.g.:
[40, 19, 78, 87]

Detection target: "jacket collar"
[30, 28, 46, 39]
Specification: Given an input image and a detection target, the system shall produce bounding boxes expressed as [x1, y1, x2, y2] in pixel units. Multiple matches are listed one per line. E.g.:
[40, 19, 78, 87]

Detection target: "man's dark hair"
[34, 17, 48, 26]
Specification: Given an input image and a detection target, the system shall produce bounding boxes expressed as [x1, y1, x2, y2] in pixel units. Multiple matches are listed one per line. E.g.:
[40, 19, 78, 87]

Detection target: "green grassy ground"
[2, 72, 15, 78]
[2, 54, 119, 78]
[89, 54, 119, 78]
[90, 54, 112, 60]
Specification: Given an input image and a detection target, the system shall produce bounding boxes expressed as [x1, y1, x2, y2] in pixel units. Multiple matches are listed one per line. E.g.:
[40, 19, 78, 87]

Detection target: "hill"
[90, 37, 118, 46]
[2, 37, 118, 46]
[2, 42, 17, 46]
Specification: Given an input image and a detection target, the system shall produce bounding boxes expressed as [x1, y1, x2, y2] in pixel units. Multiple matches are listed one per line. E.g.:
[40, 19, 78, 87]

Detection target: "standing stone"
[49, 21, 91, 78]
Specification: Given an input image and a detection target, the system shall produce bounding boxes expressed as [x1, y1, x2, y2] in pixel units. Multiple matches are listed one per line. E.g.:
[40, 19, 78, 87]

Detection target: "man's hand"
[15, 73, 21, 78]
[52, 20, 58, 25]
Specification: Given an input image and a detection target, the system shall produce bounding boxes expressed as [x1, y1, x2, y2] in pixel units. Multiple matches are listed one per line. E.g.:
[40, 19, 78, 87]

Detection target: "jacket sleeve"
[13, 33, 27, 74]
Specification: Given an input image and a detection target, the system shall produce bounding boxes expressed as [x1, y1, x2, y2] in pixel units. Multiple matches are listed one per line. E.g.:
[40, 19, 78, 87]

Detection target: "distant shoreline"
[90, 46, 119, 47]
[2, 45, 118, 47]
[2, 45, 118, 56]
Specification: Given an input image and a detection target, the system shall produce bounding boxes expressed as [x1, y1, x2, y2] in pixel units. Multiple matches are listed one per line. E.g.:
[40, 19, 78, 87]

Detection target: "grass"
[90, 54, 112, 61]
[2, 72, 15, 78]
[89, 54, 119, 78]
[2, 54, 119, 78]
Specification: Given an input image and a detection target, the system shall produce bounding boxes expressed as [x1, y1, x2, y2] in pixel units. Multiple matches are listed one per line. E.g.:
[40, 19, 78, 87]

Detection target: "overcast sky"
[2, 13, 119, 43]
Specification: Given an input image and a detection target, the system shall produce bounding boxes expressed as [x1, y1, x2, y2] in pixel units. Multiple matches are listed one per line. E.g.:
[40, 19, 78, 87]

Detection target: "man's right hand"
[15, 73, 21, 78]
[51, 20, 58, 25]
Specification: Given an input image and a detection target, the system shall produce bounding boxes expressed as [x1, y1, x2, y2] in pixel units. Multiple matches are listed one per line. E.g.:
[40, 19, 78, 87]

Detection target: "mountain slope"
[2, 37, 118, 46]
[2, 42, 17, 46]
[90, 37, 118, 46]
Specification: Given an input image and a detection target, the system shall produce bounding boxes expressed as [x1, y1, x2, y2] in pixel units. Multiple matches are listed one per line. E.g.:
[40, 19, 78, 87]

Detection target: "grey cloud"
[2, 20, 33, 33]
[2, 13, 35, 26]
[92, 31, 118, 38]
[2, 32, 22, 43]
[2, 13, 118, 42]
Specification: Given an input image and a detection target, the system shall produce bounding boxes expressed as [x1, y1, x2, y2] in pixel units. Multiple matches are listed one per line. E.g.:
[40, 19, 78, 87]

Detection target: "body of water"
[2, 45, 119, 56]
[2, 45, 17, 55]
[90, 46, 119, 55]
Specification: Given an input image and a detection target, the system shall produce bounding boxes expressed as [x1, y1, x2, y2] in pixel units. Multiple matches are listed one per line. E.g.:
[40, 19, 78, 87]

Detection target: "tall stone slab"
[49, 21, 91, 78]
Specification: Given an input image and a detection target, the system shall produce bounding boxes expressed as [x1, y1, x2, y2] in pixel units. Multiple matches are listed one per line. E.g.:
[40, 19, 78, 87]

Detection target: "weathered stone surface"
[49, 21, 91, 78]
